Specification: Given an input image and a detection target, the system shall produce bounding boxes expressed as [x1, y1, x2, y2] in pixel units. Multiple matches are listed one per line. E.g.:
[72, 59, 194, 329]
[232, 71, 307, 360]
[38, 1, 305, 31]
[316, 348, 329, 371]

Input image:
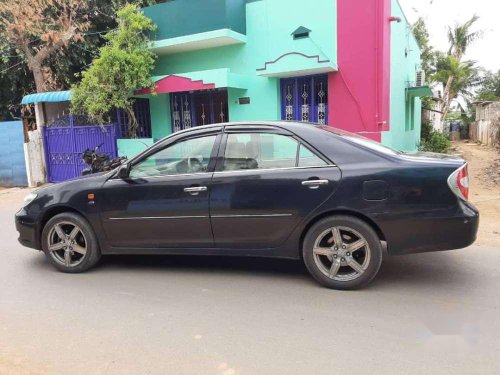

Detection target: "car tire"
[41, 212, 101, 273]
[303, 215, 383, 290]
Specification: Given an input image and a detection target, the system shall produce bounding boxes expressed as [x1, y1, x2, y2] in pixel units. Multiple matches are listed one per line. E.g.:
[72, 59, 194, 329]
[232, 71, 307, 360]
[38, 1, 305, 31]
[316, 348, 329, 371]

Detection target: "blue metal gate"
[43, 115, 118, 183]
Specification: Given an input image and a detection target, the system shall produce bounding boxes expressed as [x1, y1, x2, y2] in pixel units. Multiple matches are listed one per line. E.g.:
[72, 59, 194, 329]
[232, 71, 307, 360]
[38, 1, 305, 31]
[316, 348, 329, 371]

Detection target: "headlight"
[23, 193, 38, 207]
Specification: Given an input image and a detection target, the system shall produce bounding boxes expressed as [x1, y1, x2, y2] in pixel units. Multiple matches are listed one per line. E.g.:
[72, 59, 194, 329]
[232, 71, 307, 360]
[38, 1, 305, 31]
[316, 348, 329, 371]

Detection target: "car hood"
[33, 171, 112, 195]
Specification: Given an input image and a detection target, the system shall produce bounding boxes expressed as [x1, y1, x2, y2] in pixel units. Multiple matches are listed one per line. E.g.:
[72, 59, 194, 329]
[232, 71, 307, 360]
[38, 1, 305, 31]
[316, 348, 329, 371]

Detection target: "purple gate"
[43, 115, 118, 183]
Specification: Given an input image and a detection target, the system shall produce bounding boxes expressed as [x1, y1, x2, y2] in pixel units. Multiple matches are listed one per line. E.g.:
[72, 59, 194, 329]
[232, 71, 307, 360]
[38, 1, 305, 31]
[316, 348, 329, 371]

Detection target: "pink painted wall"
[329, 0, 392, 142]
[135, 75, 215, 95]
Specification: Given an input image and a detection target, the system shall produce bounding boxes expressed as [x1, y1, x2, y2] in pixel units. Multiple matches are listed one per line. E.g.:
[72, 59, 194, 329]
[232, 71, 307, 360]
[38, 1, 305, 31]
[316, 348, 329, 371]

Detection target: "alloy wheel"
[47, 221, 87, 267]
[312, 226, 371, 282]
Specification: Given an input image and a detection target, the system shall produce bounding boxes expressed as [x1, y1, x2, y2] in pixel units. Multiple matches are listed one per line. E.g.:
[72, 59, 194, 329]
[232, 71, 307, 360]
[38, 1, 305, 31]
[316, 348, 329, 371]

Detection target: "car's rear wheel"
[303, 215, 383, 290]
[41, 212, 101, 273]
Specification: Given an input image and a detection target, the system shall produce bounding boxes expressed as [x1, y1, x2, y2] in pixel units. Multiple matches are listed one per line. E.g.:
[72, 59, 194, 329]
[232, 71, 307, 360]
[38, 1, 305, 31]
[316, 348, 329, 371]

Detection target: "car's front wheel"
[303, 215, 383, 290]
[41, 212, 101, 273]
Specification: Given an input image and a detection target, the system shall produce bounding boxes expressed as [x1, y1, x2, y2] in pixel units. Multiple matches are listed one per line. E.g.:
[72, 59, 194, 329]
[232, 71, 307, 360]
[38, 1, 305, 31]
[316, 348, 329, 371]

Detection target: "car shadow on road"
[27, 249, 477, 291]
[101, 254, 309, 279]
[90, 249, 477, 291]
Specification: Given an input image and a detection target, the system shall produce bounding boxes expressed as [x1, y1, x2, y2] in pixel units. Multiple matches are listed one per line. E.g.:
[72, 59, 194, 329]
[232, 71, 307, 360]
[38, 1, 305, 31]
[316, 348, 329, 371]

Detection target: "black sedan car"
[16, 122, 479, 289]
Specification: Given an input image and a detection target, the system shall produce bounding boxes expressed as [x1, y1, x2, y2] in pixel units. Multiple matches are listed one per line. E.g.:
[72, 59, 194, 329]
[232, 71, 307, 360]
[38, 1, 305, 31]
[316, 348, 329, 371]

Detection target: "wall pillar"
[24, 103, 47, 187]
[149, 94, 171, 139]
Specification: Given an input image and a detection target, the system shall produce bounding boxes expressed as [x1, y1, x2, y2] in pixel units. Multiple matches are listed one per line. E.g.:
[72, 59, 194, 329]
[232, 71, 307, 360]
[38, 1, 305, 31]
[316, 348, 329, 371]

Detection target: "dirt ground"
[0, 352, 48, 375]
[451, 141, 500, 247]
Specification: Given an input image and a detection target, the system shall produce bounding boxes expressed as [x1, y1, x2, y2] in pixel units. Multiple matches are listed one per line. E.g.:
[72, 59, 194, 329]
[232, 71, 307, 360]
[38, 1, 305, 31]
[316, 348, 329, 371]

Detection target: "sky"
[398, 0, 500, 72]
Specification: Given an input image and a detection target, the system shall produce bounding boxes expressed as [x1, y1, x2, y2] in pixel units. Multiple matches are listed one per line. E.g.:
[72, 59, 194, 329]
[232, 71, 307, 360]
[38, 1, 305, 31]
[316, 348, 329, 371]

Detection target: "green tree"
[433, 54, 482, 116]
[440, 15, 482, 124]
[0, 41, 34, 120]
[447, 15, 483, 60]
[71, 4, 156, 138]
[0, 0, 155, 119]
[412, 17, 434, 78]
[412, 17, 439, 111]
[0, 0, 92, 92]
[476, 70, 500, 101]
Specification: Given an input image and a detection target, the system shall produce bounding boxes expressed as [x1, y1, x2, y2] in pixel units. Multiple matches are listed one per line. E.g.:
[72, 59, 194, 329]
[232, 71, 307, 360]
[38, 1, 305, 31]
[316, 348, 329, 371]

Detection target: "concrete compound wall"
[0, 121, 28, 186]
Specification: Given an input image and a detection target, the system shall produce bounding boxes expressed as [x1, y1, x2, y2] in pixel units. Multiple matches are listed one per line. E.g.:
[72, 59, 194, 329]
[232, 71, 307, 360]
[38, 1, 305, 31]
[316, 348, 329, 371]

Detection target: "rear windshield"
[318, 126, 401, 156]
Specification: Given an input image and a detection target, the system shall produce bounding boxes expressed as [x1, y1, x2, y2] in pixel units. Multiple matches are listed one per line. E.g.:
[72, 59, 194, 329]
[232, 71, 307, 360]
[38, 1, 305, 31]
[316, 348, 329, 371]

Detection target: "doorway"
[170, 89, 229, 132]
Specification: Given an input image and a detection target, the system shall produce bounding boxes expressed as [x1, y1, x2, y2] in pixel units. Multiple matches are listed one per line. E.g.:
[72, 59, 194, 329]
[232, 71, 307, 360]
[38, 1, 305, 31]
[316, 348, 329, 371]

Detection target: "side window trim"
[215, 133, 229, 172]
[295, 141, 301, 167]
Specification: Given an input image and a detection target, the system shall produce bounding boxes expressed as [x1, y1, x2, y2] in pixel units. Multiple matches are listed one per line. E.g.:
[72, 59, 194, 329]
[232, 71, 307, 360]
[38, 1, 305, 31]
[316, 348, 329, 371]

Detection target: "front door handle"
[302, 180, 329, 189]
[184, 186, 208, 196]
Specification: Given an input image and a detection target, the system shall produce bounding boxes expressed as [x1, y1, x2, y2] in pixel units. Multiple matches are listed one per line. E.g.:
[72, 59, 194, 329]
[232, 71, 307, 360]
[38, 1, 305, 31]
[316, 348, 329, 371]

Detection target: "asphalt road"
[1, 190, 500, 374]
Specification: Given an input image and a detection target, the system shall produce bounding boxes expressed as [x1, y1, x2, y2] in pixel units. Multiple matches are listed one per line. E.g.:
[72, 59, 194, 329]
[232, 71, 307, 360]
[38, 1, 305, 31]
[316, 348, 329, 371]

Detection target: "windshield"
[318, 126, 401, 156]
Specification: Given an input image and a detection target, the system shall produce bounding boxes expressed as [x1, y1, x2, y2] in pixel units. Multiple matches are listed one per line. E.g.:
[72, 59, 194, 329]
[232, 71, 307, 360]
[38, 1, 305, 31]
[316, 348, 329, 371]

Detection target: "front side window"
[130, 135, 217, 178]
[223, 133, 327, 171]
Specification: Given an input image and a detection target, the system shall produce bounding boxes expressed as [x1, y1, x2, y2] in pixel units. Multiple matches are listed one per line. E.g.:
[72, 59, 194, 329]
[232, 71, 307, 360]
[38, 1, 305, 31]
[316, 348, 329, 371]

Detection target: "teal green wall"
[148, 0, 337, 136]
[142, 0, 246, 40]
[117, 138, 155, 158]
[257, 0, 336, 68]
[383, 0, 422, 152]
[149, 94, 171, 139]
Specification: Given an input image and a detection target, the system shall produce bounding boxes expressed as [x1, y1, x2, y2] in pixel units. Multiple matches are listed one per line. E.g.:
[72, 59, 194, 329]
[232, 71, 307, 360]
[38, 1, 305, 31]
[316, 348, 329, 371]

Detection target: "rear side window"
[298, 144, 327, 167]
[223, 133, 327, 171]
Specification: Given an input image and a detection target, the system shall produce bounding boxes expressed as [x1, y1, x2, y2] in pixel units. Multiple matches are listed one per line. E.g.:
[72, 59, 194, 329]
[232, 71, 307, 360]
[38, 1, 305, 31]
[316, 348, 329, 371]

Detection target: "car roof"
[171, 120, 339, 138]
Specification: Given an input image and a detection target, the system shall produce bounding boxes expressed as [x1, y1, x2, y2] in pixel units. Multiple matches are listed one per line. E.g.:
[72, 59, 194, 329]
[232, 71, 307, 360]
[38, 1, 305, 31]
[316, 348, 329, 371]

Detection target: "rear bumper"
[383, 200, 479, 255]
[15, 208, 42, 250]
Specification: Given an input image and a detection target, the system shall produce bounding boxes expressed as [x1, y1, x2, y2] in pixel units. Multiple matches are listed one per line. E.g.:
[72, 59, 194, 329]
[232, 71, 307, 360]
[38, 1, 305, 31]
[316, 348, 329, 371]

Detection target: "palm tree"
[447, 15, 482, 60]
[440, 15, 482, 126]
[434, 55, 483, 119]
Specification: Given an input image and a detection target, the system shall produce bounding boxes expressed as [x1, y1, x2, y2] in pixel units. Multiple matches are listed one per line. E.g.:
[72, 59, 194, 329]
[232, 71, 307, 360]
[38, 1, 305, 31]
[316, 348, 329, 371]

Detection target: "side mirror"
[117, 164, 130, 179]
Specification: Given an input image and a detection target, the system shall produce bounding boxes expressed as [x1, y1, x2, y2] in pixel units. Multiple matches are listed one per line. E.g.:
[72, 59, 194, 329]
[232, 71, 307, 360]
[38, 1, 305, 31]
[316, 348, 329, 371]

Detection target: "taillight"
[447, 163, 469, 201]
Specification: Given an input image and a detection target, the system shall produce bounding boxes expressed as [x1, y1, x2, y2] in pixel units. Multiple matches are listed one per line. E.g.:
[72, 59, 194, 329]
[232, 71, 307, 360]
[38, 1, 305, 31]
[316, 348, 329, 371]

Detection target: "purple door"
[170, 89, 229, 132]
[43, 115, 118, 183]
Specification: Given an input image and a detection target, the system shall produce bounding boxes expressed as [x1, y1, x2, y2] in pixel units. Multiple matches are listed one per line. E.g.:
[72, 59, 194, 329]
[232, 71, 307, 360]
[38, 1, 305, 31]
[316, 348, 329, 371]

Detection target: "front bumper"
[15, 208, 42, 250]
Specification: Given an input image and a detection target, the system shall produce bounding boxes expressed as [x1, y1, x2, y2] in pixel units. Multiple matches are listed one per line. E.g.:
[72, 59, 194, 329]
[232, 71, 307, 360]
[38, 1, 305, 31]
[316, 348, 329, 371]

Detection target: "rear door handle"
[302, 180, 329, 189]
[184, 186, 207, 195]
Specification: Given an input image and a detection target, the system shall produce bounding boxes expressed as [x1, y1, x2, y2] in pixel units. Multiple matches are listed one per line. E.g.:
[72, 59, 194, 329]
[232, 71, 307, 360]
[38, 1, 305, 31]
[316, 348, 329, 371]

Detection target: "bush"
[421, 121, 433, 142]
[419, 131, 450, 153]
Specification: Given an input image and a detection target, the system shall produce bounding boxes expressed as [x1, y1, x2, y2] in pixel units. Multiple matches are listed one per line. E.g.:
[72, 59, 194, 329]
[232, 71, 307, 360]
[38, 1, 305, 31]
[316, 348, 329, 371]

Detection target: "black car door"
[99, 129, 222, 249]
[209, 126, 341, 249]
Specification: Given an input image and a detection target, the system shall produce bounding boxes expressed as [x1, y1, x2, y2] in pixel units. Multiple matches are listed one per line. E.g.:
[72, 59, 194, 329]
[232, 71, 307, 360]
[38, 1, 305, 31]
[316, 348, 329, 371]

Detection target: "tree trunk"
[126, 106, 138, 139]
[21, 43, 48, 93]
[440, 75, 455, 130]
[30, 64, 48, 93]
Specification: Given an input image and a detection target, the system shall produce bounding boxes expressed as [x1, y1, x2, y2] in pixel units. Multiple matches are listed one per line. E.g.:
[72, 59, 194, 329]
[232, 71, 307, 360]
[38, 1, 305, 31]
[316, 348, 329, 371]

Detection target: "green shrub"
[421, 121, 433, 142]
[419, 131, 450, 153]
